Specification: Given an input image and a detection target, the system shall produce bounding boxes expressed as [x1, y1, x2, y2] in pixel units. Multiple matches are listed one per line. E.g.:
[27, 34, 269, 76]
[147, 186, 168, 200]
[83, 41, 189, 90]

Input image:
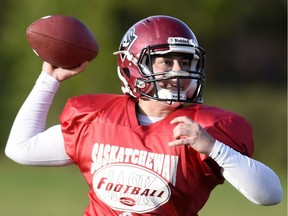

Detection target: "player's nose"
[172, 60, 182, 71]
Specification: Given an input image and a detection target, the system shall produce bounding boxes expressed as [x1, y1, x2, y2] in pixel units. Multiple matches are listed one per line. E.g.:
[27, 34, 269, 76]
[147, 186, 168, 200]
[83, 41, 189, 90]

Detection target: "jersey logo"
[90, 143, 178, 213]
[93, 163, 171, 213]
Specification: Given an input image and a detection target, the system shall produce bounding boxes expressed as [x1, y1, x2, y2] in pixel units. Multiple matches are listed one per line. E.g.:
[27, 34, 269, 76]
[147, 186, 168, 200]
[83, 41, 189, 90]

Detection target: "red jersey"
[59, 94, 254, 216]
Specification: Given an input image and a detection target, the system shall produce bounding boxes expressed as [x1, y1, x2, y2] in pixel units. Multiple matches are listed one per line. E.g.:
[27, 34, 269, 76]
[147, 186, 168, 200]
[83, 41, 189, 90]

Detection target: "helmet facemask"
[135, 43, 206, 105]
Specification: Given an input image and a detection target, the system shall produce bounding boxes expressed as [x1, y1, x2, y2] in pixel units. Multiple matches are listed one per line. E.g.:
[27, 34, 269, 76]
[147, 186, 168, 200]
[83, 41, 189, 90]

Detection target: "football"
[26, 15, 99, 69]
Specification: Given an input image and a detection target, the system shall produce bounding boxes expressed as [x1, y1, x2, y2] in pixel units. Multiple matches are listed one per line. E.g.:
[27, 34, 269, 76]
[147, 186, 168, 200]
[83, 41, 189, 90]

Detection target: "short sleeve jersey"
[59, 94, 254, 216]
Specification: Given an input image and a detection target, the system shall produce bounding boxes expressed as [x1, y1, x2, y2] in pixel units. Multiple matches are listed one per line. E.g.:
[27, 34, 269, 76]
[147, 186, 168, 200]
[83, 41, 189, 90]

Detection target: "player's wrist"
[209, 140, 229, 165]
[37, 71, 61, 93]
[209, 140, 245, 168]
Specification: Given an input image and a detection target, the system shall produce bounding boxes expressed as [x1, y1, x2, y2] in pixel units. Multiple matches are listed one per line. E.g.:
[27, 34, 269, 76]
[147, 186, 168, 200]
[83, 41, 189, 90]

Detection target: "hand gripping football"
[26, 15, 99, 69]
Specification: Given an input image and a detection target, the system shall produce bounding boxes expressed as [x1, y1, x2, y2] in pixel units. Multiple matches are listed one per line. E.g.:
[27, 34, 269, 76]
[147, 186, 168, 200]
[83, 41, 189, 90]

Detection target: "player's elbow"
[268, 191, 283, 206]
[259, 172, 283, 206]
[5, 146, 20, 164]
[259, 186, 283, 206]
[248, 181, 283, 206]
[5, 142, 31, 165]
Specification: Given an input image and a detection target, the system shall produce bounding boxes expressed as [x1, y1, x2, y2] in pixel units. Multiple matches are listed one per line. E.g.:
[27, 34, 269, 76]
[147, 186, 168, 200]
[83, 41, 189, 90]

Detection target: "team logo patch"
[93, 163, 171, 213]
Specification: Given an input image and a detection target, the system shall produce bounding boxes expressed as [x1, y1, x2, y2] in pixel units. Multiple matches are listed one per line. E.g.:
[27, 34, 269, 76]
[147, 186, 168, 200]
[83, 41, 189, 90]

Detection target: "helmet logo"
[168, 37, 197, 46]
[119, 28, 138, 61]
[121, 28, 137, 48]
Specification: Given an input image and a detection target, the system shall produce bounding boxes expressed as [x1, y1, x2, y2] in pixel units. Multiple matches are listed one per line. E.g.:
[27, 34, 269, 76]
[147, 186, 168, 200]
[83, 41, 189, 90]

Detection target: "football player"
[5, 15, 283, 216]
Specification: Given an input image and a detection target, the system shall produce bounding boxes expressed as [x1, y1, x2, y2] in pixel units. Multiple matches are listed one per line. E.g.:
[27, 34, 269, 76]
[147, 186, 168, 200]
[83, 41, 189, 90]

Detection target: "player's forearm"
[210, 141, 283, 205]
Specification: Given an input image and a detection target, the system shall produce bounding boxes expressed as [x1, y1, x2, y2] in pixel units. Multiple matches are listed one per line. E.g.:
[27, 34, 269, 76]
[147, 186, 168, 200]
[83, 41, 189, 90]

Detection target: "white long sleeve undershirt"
[209, 141, 282, 205]
[5, 72, 72, 166]
[5, 71, 283, 205]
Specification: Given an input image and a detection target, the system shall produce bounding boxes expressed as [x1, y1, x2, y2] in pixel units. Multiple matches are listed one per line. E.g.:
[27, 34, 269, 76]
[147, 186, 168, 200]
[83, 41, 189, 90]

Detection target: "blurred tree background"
[0, 0, 286, 215]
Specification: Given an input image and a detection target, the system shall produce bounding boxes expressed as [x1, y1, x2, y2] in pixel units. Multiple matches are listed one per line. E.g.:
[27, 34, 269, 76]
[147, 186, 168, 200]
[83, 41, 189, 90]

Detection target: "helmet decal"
[167, 37, 197, 46]
[119, 28, 138, 61]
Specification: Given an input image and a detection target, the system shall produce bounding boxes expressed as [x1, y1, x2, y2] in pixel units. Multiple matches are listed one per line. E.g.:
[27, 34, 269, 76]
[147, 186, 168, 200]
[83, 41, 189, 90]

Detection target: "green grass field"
[0, 156, 286, 216]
